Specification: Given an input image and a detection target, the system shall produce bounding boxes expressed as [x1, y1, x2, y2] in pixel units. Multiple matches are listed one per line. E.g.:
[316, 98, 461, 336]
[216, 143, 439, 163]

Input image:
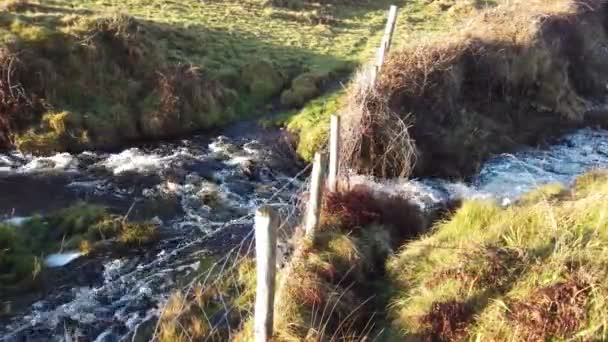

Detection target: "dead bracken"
[509, 277, 591, 341]
[421, 300, 474, 341]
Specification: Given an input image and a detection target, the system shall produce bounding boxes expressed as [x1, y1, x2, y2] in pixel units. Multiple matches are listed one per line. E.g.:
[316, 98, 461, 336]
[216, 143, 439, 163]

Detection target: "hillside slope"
[0, 0, 400, 153]
[386, 171, 608, 340]
[342, 0, 608, 179]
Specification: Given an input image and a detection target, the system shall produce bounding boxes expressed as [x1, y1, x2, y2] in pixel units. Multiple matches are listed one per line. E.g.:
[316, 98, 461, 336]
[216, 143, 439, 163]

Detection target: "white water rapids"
[1, 127, 608, 341]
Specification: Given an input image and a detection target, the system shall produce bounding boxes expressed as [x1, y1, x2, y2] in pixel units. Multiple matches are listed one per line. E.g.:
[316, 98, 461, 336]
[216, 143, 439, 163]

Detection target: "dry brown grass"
[340, 67, 417, 178]
[340, 0, 608, 178]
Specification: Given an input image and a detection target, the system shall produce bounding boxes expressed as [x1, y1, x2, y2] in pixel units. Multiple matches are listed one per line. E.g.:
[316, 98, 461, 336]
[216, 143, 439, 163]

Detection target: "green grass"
[276, 0, 506, 161]
[386, 171, 608, 340]
[0, 0, 408, 153]
[0, 202, 158, 292]
[0, 0, 504, 156]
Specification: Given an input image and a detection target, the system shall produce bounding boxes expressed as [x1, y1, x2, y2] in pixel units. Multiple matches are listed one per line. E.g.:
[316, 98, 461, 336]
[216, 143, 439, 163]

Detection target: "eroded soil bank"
[345, 0, 608, 179]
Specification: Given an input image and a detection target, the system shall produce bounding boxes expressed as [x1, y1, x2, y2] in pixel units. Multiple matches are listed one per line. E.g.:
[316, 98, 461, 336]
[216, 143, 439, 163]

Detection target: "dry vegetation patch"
[509, 275, 591, 341]
[341, 0, 608, 178]
[421, 300, 473, 341]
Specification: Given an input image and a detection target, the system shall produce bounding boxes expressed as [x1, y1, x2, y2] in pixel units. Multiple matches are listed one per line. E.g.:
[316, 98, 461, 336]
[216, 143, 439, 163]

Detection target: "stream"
[1, 126, 608, 341]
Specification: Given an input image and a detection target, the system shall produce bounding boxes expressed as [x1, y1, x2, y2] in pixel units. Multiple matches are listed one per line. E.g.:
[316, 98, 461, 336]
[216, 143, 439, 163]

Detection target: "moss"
[118, 222, 159, 246]
[280, 72, 325, 107]
[14, 130, 66, 155]
[0, 224, 37, 286]
[43, 111, 73, 135]
[0, 203, 159, 291]
[285, 90, 343, 161]
[241, 59, 286, 102]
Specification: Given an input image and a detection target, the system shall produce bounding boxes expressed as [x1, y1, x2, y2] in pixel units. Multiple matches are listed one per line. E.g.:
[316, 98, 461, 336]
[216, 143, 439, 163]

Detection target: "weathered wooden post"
[254, 206, 279, 342]
[328, 115, 340, 192]
[384, 5, 398, 54]
[305, 152, 326, 240]
[376, 5, 398, 74]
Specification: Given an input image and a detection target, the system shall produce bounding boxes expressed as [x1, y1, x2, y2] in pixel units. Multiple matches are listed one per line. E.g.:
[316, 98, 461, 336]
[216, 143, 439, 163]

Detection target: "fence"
[252, 5, 399, 341]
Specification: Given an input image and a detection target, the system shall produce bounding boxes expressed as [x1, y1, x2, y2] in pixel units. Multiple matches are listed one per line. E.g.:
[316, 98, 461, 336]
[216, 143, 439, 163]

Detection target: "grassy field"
[0, 0, 415, 153]
[0, 0, 504, 156]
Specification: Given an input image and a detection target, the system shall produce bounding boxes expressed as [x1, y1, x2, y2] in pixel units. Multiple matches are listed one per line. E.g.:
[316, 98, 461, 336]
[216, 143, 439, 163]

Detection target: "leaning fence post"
[328, 115, 340, 192]
[372, 5, 399, 83]
[254, 206, 279, 342]
[378, 5, 398, 72]
[384, 5, 398, 54]
[305, 152, 326, 240]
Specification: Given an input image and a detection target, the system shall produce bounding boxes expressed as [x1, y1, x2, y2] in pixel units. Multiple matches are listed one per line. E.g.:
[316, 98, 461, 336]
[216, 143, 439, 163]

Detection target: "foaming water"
[350, 128, 608, 210]
[474, 128, 608, 200]
[0, 131, 303, 341]
[1, 128, 608, 341]
[45, 252, 83, 268]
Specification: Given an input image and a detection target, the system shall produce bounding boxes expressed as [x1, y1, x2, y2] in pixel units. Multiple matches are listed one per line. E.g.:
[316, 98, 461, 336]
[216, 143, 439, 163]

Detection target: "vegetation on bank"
[158, 186, 425, 341]
[274, 0, 503, 162]
[158, 171, 608, 340]
[341, 0, 608, 178]
[0, 203, 158, 293]
[386, 170, 608, 340]
[0, 0, 421, 154]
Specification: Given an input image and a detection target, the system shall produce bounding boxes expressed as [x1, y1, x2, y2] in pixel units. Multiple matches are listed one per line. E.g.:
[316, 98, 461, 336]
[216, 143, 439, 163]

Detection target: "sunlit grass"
[386, 171, 608, 340]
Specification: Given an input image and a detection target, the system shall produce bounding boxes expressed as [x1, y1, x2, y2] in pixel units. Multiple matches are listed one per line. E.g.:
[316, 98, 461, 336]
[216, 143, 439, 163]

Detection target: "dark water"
[2, 127, 608, 341]
[0, 126, 305, 341]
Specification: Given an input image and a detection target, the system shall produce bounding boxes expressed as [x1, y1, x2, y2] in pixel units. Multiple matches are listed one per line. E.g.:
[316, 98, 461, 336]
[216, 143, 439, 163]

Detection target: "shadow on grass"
[0, 6, 357, 151]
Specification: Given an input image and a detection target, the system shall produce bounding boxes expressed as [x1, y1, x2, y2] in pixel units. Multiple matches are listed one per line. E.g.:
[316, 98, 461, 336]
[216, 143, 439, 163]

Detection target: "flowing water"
[1, 126, 608, 341]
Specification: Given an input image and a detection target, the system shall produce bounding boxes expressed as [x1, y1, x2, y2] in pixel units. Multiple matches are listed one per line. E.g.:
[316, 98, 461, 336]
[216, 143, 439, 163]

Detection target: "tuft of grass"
[386, 170, 608, 340]
[157, 258, 257, 341]
[0, 202, 158, 293]
[118, 222, 159, 246]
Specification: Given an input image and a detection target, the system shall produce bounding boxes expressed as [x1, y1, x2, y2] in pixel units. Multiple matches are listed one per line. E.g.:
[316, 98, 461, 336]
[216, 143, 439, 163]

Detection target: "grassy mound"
[386, 171, 608, 340]
[0, 0, 420, 154]
[278, 0, 500, 162]
[229, 186, 425, 341]
[156, 172, 608, 340]
[0, 203, 158, 294]
[341, 0, 608, 178]
[156, 186, 424, 341]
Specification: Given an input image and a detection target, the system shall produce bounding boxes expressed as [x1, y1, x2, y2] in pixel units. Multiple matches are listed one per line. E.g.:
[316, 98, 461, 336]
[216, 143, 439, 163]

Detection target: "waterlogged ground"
[1, 128, 608, 341]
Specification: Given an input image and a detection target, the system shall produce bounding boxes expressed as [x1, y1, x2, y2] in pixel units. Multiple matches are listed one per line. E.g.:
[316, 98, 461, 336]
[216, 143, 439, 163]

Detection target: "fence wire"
[152, 161, 313, 341]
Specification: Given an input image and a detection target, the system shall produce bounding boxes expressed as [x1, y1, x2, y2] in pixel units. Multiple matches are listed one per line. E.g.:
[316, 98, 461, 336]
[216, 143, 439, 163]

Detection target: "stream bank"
[1, 120, 608, 341]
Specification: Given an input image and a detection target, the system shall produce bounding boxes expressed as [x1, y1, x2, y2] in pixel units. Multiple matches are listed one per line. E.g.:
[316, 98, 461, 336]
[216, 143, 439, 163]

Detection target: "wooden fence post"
[254, 206, 279, 342]
[376, 5, 398, 74]
[371, 5, 399, 84]
[384, 5, 398, 54]
[328, 115, 340, 192]
[305, 152, 326, 240]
